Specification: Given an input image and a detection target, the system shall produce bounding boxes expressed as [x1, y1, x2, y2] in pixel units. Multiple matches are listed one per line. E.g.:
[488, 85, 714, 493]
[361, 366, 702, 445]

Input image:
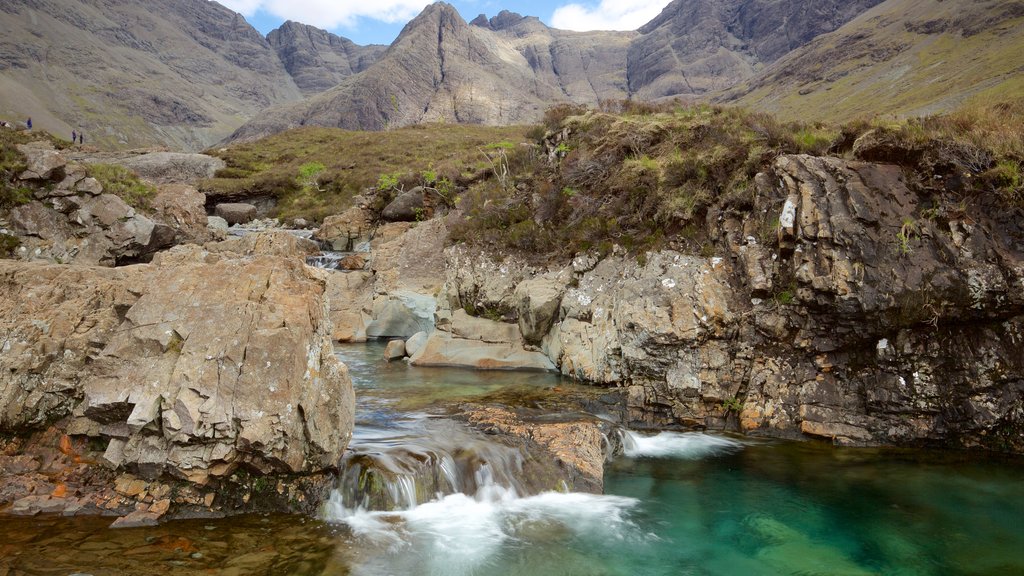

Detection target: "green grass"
[87, 163, 156, 210]
[201, 123, 530, 223]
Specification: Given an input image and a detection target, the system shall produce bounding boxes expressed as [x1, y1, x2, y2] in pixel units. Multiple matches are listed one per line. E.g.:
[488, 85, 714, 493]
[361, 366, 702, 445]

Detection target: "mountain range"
[0, 0, 1020, 150]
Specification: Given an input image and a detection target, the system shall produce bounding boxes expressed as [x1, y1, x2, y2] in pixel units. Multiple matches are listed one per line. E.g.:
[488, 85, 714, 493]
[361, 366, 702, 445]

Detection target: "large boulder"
[96, 152, 225, 184]
[313, 206, 374, 251]
[409, 310, 556, 371]
[381, 187, 426, 222]
[0, 232, 356, 487]
[215, 202, 258, 225]
[365, 291, 436, 338]
[151, 184, 212, 244]
[16, 143, 66, 181]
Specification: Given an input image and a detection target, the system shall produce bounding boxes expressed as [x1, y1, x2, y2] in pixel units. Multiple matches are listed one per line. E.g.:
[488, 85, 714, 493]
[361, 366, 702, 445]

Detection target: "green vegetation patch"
[87, 163, 156, 210]
[202, 123, 530, 223]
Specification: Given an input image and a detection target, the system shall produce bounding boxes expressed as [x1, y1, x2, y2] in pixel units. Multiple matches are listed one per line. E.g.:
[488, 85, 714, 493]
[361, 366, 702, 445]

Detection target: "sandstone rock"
[152, 184, 211, 244]
[405, 331, 428, 356]
[200, 230, 320, 260]
[16, 143, 66, 181]
[514, 271, 569, 344]
[383, 340, 407, 361]
[462, 405, 607, 492]
[324, 270, 373, 342]
[449, 309, 521, 343]
[214, 203, 257, 225]
[313, 207, 374, 251]
[8, 201, 74, 241]
[381, 187, 426, 222]
[109, 510, 160, 528]
[338, 254, 366, 270]
[0, 232, 356, 486]
[207, 216, 230, 236]
[409, 331, 555, 371]
[76, 177, 103, 196]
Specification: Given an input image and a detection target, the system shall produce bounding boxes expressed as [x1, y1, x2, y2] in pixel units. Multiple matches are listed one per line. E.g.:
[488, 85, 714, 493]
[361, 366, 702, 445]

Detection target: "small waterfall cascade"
[328, 419, 530, 517]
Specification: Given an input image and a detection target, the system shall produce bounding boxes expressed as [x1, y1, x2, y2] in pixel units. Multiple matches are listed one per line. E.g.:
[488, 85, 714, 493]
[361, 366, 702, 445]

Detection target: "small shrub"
[0, 233, 20, 258]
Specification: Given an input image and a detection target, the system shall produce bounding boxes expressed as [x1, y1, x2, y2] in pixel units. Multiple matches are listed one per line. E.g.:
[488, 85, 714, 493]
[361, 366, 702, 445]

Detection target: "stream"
[1, 341, 1023, 575]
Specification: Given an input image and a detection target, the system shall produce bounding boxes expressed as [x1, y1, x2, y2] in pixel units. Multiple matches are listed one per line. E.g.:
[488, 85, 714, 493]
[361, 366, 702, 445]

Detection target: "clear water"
[2, 341, 1022, 576]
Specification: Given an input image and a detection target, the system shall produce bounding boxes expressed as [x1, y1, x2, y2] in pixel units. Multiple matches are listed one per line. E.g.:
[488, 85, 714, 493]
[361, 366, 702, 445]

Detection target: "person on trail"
[26, 117, 32, 130]
[79, 133, 84, 145]
[72, 130, 77, 143]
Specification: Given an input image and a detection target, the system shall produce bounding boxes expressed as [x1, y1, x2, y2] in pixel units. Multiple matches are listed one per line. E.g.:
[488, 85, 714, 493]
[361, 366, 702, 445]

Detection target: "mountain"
[628, 0, 886, 99]
[267, 21, 387, 96]
[723, 0, 1024, 121]
[229, 1, 884, 140]
[229, 4, 635, 140]
[0, 0, 304, 150]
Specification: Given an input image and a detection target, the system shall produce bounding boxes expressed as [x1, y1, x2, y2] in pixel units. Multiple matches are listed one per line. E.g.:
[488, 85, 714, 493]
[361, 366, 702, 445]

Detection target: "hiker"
[26, 117, 32, 130]
[72, 130, 77, 143]
[79, 133, 84, 145]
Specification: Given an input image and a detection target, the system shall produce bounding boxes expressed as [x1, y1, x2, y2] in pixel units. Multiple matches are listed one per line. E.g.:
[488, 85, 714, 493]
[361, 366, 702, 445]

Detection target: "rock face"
[522, 153, 1024, 452]
[313, 206, 375, 251]
[267, 20, 386, 95]
[0, 232, 356, 487]
[229, 3, 635, 138]
[322, 151, 1024, 454]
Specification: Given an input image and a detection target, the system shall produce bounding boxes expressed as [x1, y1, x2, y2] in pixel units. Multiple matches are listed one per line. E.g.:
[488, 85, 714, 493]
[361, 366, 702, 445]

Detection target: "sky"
[218, 0, 673, 46]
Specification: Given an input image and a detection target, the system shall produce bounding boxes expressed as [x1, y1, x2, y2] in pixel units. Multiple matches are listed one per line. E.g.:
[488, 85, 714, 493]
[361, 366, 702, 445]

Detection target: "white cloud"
[217, 0, 431, 28]
[551, 0, 670, 31]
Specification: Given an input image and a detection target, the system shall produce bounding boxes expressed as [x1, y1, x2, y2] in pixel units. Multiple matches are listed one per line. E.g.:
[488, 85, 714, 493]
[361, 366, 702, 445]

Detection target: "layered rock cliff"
[315, 139, 1024, 454]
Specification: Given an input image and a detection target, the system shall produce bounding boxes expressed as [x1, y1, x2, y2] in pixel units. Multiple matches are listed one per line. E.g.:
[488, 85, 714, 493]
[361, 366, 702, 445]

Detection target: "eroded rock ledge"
[0, 232, 355, 522]
[318, 154, 1024, 454]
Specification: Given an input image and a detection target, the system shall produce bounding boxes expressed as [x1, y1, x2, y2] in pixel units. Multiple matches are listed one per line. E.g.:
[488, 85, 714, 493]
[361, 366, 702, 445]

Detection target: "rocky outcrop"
[514, 153, 1024, 452]
[322, 150, 1023, 454]
[79, 152, 226, 185]
[150, 183, 214, 245]
[461, 405, 613, 493]
[5, 142, 179, 265]
[0, 232, 356, 518]
[409, 310, 556, 371]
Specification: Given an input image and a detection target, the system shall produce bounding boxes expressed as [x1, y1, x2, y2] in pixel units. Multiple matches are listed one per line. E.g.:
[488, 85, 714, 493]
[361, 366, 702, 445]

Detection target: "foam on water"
[622, 430, 744, 459]
[325, 482, 641, 576]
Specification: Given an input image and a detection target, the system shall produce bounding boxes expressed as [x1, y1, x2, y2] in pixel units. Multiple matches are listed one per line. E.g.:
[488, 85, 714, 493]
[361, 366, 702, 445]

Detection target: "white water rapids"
[323, 429, 745, 576]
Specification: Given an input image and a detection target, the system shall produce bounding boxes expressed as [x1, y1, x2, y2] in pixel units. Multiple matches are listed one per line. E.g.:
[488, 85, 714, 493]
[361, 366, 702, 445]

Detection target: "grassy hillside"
[724, 0, 1024, 122]
[200, 123, 532, 222]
